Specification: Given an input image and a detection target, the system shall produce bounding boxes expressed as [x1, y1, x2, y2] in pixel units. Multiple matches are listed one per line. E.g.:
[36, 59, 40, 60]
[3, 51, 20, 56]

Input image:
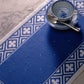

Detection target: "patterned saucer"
[46, 5, 79, 30]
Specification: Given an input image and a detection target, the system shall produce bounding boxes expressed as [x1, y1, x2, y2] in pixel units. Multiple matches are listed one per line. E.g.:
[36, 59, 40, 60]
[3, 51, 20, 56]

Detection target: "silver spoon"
[47, 15, 80, 32]
[55, 20, 80, 32]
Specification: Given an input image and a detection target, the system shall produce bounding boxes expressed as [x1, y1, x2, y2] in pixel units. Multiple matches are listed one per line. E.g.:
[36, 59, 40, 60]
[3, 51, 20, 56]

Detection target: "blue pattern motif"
[43, 42, 84, 84]
[0, 2, 51, 65]
[0, 0, 84, 84]
[43, 0, 84, 84]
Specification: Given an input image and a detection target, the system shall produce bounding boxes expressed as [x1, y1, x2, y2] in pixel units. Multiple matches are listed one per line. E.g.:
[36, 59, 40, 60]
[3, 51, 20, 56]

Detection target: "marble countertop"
[0, 0, 44, 40]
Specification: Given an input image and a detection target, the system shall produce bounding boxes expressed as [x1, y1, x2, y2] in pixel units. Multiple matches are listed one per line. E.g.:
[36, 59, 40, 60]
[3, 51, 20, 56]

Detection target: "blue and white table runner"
[0, 0, 84, 84]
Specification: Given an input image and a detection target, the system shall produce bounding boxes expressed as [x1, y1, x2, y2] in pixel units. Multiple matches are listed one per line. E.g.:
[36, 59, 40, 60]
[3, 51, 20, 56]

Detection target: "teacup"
[49, 0, 78, 22]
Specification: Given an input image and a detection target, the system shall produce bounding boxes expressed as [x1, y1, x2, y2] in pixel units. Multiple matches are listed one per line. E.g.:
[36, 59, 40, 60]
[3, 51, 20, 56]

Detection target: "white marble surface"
[0, 0, 45, 40]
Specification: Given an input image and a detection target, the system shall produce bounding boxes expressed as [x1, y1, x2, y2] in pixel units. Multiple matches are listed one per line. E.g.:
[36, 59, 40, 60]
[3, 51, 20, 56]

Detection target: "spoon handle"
[59, 21, 80, 32]
[47, 14, 80, 32]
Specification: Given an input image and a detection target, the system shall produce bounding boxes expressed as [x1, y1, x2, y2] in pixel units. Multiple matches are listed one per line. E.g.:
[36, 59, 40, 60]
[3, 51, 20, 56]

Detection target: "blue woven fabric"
[0, 0, 84, 84]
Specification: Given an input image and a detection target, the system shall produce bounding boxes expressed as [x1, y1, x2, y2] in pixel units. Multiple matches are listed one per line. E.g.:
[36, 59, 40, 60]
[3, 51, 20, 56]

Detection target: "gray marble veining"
[0, 0, 44, 40]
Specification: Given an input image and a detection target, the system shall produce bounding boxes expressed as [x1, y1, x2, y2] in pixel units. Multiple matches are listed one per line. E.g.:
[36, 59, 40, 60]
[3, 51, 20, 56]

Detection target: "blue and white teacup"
[48, 0, 78, 22]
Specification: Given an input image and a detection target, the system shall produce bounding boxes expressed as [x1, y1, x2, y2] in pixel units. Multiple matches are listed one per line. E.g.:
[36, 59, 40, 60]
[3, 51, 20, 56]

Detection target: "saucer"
[46, 5, 78, 30]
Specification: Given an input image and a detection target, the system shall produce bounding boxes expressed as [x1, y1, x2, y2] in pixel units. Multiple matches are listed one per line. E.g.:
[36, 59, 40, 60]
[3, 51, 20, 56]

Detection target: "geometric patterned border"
[67, 64, 84, 84]
[73, 0, 84, 16]
[0, 1, 51, 65]
[0, 0, 84, 84]
[43, 42, 84, 84]
[43, 0, 84, 84]
[0, 0, 84, 66]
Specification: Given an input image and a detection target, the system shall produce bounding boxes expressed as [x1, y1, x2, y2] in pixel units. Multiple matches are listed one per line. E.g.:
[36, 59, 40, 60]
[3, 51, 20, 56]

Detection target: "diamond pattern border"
[43, 0, 84, 84]
[0, 0, 52, 65]
[43, 42, 84, 84]
[0, 0, 84, 84]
